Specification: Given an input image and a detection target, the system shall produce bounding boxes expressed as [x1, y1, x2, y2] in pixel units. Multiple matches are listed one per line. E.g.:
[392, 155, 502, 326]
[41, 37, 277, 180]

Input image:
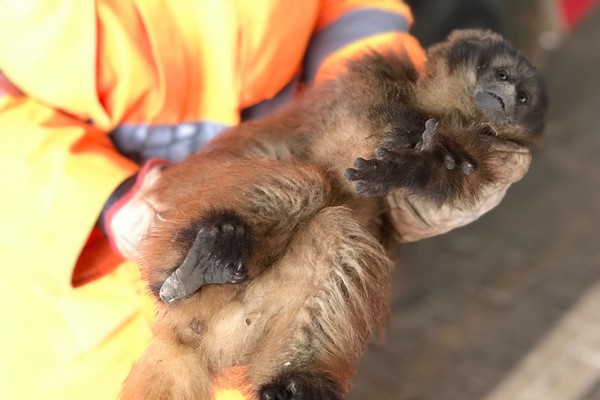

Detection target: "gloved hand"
[387, 138, 533, 242]
[99, 159, 169, 261]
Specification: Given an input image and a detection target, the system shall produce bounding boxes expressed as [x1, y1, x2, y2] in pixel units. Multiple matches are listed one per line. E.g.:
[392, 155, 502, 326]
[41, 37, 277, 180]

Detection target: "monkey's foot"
[258, 370, 341, 400]
[415, 118, 477, 175]
[158, 210, 252, 303]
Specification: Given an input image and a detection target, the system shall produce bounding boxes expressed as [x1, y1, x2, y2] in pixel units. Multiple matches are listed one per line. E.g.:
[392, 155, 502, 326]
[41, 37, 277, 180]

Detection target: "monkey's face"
[443, 30, 548, 140]
[421, 30, 548, 143]
[472, 50, 548, 139]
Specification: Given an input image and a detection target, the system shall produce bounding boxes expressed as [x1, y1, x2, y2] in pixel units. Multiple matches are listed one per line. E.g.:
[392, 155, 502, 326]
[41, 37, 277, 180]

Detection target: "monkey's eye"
[495, 69, 510, 81]
[517, 91, 529, 104]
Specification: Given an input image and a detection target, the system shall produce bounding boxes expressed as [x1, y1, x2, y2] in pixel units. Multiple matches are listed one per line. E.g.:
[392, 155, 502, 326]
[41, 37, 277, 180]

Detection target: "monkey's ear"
[443, 29, 505, 70]
[425, 30, 486, 72]
[446, 40, 484, 71]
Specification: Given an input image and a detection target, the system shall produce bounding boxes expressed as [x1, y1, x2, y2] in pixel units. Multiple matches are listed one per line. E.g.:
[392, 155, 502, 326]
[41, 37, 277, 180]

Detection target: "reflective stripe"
[109, 121, 229, 163]
[241, 76, 300, 121]
[302, 8, 409, 83]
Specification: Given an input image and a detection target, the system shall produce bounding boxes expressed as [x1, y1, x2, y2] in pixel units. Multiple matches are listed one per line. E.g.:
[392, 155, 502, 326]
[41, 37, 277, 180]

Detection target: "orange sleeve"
[305, 0, 426, 83]
[0, 94, 138, 292]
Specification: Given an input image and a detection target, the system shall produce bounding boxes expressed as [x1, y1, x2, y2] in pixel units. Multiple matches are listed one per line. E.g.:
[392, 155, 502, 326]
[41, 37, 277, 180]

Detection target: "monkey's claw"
[159, 210, 252, 303]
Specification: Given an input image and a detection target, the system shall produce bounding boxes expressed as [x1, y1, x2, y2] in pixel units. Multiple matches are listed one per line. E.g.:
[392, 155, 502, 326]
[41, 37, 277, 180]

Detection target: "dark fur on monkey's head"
[416, 29, 548, 143]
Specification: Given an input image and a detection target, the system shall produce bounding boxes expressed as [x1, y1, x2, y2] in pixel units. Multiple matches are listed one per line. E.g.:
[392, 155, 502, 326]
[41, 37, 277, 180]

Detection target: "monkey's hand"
[158, 210, 252, 303]
[345, 118, 478, 197]
[387, 136, 532, 243]
[415, 118, 477, 176]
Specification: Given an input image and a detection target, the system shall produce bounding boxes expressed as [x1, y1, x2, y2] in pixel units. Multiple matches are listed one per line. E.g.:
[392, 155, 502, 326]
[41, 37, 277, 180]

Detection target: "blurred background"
[349, 0, 600, 399]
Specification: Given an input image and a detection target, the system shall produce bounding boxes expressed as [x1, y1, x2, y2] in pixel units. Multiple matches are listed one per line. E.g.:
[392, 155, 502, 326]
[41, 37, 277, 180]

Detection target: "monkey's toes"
[158, 210, 252, 303]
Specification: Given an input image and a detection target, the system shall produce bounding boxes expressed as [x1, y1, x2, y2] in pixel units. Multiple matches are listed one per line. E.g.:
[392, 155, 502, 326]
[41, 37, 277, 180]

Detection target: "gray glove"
[386, 139, 532, 242]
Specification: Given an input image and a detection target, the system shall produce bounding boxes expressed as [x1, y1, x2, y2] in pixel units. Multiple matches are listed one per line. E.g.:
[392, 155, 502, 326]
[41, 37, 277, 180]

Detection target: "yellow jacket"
[0, 0, 423, 398]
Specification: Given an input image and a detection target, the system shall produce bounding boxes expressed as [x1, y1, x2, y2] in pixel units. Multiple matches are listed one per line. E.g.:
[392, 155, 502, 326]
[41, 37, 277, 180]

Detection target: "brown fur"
[122, 30, 546, 399]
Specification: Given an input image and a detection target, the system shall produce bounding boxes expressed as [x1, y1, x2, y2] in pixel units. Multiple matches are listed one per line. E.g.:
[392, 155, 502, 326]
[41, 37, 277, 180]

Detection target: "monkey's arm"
[346, 118, 533, 240]
[346, 118, 528, 199]
[140, 155, 335, 303]
[345, 119, 478, 201]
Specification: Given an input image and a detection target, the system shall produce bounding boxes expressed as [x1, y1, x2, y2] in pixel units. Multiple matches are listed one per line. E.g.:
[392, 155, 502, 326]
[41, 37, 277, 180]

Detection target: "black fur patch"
[258, 370, 342, 400]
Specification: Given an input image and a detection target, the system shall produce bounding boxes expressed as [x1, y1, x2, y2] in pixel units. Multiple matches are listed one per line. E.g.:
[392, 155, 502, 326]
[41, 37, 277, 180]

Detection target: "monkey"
[121, 30, 547, 400]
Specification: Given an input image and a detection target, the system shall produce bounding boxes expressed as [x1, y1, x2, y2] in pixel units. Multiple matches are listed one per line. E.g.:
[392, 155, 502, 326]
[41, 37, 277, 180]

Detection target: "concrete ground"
[349, 7, 600, 400]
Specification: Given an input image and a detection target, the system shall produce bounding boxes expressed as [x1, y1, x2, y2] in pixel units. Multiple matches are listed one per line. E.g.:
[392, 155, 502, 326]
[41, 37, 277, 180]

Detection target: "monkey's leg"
[201, 206, 392, 399]
[140, 157, 335, 302]
[121, 336, 212, 400]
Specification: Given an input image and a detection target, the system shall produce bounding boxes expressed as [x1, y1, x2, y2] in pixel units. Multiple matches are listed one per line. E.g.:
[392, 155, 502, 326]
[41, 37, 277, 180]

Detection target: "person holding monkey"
[0, 1, 531, 399]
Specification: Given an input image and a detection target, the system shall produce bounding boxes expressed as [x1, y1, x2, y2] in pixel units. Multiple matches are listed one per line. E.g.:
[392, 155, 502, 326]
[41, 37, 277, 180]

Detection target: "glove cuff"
[99, 158, 168, 258]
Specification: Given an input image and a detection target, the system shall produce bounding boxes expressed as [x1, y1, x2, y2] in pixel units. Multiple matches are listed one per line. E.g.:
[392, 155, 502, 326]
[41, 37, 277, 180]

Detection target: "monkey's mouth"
[483, 91, 506, 111]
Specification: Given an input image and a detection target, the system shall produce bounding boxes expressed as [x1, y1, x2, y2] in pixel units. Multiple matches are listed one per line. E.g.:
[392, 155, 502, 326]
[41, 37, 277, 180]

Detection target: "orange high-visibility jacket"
[0, 1, 423, 399]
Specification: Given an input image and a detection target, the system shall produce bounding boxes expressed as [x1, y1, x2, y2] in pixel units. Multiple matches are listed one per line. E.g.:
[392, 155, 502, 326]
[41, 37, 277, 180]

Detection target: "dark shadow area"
[349, 7, 600, 400]
[405, 0, 508, 47]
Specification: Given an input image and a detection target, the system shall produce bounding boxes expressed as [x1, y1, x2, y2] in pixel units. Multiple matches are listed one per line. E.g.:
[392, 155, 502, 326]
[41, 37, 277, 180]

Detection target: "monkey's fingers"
[442, 154, 475, 175]
[345, 157, 389, 182]
[159, 210, 252, 303]
[417, 118, 440, 151]
[345, 158, 394, 197]
[438, 140, 478, 176]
